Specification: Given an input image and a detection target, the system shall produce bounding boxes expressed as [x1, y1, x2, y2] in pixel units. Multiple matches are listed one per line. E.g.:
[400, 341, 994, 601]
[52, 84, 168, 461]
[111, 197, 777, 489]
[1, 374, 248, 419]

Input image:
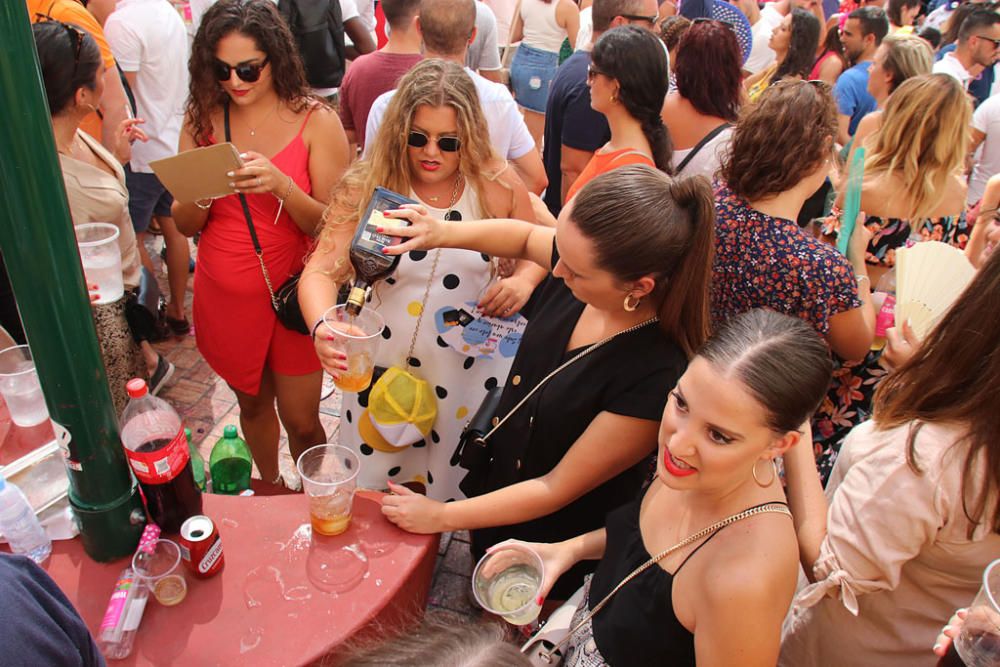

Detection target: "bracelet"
[856, 274, 870, 287]
[194, 198, 213, 210]
[277, 175, 294, 203]
[310, 316, 325, 340]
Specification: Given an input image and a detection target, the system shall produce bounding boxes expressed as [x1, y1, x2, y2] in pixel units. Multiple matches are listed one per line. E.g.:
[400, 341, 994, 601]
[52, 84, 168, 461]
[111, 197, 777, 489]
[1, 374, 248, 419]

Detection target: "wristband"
[310, 316, 325, 340]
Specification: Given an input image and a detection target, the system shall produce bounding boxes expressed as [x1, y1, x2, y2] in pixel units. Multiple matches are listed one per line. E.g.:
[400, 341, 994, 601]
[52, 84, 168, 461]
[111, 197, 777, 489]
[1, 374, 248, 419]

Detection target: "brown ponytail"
[570, 166, 715, 358]
[661, 175, 714, 356]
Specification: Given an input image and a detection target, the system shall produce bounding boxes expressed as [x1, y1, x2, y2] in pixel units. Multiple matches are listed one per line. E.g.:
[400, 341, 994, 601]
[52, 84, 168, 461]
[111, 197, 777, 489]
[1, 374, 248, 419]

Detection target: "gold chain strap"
[538, 502, 793, 661]
[403, 174, 464, 370]
[255, 249, 281, 311]
[479, 317, 659, 443]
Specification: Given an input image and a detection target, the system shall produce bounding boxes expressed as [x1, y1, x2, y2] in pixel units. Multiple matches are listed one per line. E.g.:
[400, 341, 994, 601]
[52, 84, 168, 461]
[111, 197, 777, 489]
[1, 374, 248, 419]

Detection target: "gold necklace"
[423, 173, 462, 204]
[242, 101, 279, 137]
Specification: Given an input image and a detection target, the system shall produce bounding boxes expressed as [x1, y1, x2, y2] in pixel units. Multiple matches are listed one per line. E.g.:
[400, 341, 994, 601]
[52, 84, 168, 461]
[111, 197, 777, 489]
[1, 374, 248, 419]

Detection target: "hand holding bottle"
[378, 204, 449, 255]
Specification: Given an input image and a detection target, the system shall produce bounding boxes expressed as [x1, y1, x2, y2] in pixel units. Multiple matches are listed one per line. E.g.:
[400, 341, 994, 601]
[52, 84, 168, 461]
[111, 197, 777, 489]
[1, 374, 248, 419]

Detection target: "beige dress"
[59, 130, 144, 413]
[780, 420, 1000, 667]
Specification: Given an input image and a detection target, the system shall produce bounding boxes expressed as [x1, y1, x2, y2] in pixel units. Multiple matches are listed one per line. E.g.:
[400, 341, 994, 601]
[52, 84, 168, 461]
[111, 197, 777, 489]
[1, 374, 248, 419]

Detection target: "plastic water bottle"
[209, 425, 252, 495]
[96, 567, 149, 660]
[185, 428, 208, 492]
[0, 474, 52, 563]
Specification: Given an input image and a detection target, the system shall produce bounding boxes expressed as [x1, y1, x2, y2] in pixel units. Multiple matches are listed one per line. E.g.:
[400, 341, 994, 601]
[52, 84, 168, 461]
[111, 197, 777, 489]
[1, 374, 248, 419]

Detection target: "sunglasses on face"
[213, 57, 270, 83]
[975, 34, 1000, 48]
[407, 130, 461, 152]
[587, 64, 611, 81]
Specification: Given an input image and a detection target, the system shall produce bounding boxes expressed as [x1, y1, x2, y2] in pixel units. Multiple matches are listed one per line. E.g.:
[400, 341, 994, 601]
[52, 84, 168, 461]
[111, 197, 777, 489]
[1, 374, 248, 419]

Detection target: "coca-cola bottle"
[120, 379, 202, 533]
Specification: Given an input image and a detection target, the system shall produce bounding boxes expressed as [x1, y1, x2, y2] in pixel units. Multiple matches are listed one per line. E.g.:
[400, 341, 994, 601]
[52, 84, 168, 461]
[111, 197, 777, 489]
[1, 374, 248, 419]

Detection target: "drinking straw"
[837, 147, 866, 256]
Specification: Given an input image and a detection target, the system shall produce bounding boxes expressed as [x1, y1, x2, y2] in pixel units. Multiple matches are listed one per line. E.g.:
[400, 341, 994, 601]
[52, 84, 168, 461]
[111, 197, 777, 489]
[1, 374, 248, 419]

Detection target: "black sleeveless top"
[590, 497, 788, 666]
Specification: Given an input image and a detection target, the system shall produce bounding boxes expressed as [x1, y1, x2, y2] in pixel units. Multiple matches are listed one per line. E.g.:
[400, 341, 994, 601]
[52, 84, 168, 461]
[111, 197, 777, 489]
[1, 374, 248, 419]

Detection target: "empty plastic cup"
[472, 544, 545, 625]
[322, 305, 385, 393]
[296, 444, 360, 536]
[75, 223, 124, 305]
[0, 345, 50, 427]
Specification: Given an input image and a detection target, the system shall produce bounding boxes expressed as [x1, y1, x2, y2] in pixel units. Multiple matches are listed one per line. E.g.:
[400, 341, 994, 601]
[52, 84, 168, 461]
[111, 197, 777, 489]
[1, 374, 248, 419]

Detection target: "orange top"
[564, 147, 655, 202]
[27, 0, 116, 140]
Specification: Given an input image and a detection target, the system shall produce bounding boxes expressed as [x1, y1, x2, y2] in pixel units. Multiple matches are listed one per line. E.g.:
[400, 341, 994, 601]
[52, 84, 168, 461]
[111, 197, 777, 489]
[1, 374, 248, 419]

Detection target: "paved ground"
[147, 237, 475, 619]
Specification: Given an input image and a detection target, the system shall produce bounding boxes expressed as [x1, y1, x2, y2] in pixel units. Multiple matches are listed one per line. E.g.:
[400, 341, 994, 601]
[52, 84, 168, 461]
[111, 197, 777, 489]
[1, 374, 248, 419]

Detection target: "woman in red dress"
[173, 0, 349, 484]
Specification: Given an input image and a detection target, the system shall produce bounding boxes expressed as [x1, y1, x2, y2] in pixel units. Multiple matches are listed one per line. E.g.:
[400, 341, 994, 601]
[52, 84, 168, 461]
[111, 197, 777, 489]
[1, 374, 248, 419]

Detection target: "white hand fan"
[894, 241, 976, 340]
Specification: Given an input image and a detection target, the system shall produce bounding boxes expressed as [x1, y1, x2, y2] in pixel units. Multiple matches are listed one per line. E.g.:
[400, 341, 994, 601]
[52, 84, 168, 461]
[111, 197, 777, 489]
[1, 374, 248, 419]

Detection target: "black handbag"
[224, 102, 309, 335]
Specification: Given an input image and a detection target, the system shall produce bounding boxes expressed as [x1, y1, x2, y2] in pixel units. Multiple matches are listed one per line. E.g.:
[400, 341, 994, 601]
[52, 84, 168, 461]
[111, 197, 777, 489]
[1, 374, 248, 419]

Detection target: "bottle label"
[100, 576, 133, 631]
[122, 590, 147, 631]
[125, 430, 191, 485]
[875, 295, 896, 338]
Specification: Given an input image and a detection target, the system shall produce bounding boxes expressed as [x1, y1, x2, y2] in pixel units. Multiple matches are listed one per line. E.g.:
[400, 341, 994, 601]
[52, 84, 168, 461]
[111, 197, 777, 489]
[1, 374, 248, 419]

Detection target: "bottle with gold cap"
[345, 187, 418, 316]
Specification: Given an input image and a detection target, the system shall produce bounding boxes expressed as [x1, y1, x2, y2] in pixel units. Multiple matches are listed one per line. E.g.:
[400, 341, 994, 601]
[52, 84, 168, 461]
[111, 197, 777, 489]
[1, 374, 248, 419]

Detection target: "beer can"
[178, 515, 225, 578]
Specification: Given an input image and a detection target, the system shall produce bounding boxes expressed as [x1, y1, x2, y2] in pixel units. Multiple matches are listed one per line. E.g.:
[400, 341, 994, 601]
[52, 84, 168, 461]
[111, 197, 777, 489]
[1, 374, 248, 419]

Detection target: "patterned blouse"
[711, 185, 862, 334]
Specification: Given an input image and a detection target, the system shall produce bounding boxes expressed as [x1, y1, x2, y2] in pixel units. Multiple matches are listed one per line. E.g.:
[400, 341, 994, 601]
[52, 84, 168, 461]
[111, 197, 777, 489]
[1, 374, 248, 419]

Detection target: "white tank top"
[520, 0, 567, 54]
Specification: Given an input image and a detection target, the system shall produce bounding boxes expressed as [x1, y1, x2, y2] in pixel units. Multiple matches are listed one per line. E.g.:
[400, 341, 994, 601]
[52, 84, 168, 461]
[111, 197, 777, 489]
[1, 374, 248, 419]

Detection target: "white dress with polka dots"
[338, 185, 517, 501]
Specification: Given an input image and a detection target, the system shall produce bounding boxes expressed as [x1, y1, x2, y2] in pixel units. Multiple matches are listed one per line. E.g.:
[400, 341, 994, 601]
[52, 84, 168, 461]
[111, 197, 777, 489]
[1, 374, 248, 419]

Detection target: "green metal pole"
[0, 1, 145, 561]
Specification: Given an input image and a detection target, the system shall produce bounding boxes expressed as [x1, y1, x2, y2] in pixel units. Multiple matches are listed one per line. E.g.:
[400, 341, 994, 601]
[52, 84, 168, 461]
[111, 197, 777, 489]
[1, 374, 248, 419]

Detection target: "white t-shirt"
[743, 3, 783, 75]
[576, 6, 593, 52]
[969, 94, 1000, 204]
[104, 0, 190, 172]
[364, 66, 536, 160]
[933, 52, 972, 90]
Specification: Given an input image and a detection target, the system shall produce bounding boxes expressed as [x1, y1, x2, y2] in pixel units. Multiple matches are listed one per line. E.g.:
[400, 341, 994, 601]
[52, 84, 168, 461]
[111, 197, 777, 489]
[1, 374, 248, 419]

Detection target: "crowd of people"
[5, 0, 1000, 663]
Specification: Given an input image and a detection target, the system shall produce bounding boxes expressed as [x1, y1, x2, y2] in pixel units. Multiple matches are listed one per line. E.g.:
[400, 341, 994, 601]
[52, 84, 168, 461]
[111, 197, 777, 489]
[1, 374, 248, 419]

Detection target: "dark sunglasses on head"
[407, 130, 461, 152]
[213, 57, 270, 82]
[619, 12, 658, 24]
[34, 16, 85, 75]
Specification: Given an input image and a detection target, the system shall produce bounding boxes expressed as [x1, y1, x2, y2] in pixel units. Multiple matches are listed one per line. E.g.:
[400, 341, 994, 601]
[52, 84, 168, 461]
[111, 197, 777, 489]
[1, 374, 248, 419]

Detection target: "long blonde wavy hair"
[863, 73, 970, 219]
[316, 59, 505, 279]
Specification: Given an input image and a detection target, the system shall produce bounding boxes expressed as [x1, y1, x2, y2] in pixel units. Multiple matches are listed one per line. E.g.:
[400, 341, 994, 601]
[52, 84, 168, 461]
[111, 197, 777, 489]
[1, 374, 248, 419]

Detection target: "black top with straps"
[469, 242, 687, 599]
[589, 496, 789, 666]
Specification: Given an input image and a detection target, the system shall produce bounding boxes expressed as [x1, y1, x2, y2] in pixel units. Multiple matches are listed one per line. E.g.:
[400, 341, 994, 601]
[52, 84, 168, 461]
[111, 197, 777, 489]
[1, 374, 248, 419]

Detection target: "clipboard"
[149, 142, 243, 203]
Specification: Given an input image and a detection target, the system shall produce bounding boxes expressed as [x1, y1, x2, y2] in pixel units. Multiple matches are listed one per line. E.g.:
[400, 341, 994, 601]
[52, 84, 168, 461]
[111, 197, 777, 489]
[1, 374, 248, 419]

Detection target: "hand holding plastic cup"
[322, 305, 384, 393]
[75, 223, 123, 305]
[0, 345, 50, 428]
[132, 538, 187, 606]
[472, 544, 545, 626]
[296, 444, 360, 536]
[956, 558, 1000, 667]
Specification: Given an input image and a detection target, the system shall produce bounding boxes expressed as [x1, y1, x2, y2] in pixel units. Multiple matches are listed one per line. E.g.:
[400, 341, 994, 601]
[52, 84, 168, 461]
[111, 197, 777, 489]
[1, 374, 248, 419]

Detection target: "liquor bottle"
[185, 428, 208, 492]
[344, 187, 418, 316]
[870, 268, 896, 351]
[209, 425, 252, 495]
[120, 379, 202, 533]
[96, 567, 148, 660]
[0, 474, 51, 563]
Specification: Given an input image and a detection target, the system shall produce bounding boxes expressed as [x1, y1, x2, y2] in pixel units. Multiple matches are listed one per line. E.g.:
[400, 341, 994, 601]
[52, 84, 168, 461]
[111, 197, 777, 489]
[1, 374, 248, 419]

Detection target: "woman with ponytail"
[563, 25, 672, 203]
[375, 165, 714, 599]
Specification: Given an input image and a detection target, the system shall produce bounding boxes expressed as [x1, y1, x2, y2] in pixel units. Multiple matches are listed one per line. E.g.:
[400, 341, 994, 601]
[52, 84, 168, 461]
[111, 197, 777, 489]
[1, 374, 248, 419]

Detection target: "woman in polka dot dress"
[300, 60, 541, 501]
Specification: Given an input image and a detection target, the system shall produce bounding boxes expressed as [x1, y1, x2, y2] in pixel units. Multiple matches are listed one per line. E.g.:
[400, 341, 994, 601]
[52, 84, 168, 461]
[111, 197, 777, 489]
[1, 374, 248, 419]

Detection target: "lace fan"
[895, 241, 976, 340]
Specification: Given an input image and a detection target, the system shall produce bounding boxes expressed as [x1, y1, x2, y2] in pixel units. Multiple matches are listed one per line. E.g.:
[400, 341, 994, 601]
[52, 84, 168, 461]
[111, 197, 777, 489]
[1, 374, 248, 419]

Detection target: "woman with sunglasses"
[745, 8, 821, 102]
[491, 310, 834, 667]
[33, 21, 174, 413]
[173, 0, 350, 486]
[299, 59, 538, 504]
[366, 164, 714, 601]
[563, 25, 673, 202]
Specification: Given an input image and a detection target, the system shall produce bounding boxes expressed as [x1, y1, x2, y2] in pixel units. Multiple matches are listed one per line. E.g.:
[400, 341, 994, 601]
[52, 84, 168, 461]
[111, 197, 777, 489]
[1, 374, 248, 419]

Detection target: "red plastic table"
[38, 490, 438, 665]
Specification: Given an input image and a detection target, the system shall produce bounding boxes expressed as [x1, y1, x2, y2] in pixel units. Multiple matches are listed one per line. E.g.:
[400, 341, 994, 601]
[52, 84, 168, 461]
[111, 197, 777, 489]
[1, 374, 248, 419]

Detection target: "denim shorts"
[125, 166, 174, 233]
[509, 43, 560, 113]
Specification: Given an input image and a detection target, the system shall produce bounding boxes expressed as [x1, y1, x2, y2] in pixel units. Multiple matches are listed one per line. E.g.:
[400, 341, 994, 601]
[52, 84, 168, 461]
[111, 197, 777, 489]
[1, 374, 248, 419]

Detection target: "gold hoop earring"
[752, 459, 777, 488]
[623, 294, 641, 312]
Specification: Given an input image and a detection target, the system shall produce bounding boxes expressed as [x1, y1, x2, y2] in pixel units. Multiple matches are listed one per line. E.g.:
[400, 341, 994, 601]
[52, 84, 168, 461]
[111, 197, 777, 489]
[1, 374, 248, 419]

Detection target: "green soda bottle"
[209, 425, 252, 495]
[185, 428, 208, 492]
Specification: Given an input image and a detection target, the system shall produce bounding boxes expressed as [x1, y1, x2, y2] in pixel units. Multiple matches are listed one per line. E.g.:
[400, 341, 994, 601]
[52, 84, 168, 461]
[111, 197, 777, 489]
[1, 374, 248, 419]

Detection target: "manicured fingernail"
[375, 227, 383, 233]
[229, 182, 236, 188]
[325, 335, 336, 341]
[933, 643, 941, 652]
[239, 153, 249, 159]
[381, 248, 389, 254]
[226, 171, 234, 177]
[536, 596, 544, 606]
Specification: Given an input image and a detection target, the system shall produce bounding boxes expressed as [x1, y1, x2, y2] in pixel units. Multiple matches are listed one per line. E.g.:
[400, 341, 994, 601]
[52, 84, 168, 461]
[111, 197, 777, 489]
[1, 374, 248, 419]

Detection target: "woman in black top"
[379, 165, 715, 598]
[508, 310, 833, 667]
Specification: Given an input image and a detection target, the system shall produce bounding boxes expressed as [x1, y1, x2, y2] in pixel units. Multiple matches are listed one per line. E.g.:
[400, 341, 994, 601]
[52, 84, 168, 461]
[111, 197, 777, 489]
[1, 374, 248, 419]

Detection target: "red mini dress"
[193, 115, 320, 395]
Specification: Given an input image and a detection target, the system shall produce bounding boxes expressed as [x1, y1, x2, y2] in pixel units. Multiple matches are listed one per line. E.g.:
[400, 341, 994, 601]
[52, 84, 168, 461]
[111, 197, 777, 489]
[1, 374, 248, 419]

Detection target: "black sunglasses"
[976, 34, 1000, 48]
[407, 130, 461, 152]
[619, 13, 658, 24]
[213, 57, 270, 83]
[587, 64, 611, 80]
[35, 16, 85, 76]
